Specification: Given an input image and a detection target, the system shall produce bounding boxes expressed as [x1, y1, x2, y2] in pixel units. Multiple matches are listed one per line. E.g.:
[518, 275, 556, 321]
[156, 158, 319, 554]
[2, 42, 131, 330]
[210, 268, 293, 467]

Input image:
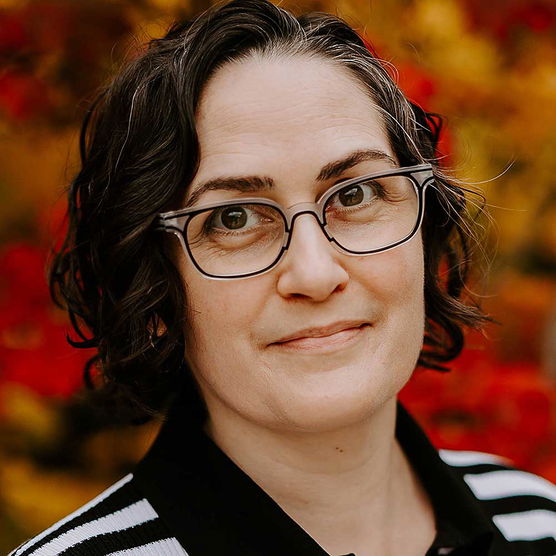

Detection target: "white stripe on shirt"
[27, 499, 158, 556]
[493, 509, 556, 541]
[107, 537, 189, 555]
[12, 474, 134, 556]
[464, 470, 556, 502]
[439, 449, 508, 467]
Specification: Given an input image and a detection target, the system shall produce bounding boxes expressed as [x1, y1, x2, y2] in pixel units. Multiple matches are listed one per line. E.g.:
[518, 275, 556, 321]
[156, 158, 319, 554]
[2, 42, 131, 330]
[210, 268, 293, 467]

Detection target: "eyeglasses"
[156, 163, 434, 280]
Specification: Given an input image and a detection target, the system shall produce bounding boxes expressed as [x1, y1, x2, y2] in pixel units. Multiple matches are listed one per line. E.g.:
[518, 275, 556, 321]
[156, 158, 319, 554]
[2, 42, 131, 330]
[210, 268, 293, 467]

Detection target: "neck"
[205, 398, 435, 556]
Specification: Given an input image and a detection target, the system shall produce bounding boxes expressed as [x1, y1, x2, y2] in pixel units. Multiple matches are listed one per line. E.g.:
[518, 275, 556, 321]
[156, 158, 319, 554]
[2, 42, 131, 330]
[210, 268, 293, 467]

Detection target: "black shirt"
[10, 400, 556, 556]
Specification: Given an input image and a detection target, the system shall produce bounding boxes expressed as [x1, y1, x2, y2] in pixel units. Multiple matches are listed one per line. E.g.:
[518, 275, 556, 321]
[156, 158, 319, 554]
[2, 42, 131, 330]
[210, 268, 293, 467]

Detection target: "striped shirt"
[10, 402, 556, 556]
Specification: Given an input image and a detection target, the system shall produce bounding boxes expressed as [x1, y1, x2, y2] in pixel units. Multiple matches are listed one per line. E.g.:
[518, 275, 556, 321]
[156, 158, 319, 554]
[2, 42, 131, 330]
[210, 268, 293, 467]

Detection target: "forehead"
[194, 55, 394, 184]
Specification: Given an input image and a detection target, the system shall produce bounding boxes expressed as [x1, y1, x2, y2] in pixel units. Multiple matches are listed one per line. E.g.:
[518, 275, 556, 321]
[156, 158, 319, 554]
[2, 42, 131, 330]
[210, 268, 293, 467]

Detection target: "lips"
[271, 321, 369, 345]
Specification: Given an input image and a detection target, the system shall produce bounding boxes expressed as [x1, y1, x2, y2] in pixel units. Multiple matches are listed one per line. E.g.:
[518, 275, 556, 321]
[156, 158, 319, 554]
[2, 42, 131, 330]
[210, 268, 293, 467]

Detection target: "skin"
[175, 55, 435, 556]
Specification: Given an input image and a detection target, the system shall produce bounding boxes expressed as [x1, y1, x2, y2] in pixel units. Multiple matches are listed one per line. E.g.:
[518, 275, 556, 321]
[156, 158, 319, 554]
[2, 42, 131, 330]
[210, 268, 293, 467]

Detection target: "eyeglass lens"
[185, 175, 418, 277]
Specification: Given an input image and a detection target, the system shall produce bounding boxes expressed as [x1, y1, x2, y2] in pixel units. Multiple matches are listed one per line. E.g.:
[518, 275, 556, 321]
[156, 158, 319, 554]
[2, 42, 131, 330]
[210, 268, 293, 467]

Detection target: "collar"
[395, 403, 497, 555]
[135, 398, 501, 556]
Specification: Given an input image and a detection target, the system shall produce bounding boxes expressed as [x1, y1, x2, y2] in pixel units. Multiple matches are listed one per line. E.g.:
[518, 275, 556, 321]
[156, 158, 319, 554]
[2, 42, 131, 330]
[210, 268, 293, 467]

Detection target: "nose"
[275, 213, 349, 301]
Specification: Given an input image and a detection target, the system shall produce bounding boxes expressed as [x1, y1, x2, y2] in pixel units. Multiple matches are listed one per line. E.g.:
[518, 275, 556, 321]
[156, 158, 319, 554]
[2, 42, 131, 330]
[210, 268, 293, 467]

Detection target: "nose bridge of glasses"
[284, 201, 324, 230]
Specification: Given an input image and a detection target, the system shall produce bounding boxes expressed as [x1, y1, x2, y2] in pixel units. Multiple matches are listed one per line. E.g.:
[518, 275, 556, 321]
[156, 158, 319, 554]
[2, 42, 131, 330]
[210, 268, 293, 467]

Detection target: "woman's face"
[177, 55, 425, 432]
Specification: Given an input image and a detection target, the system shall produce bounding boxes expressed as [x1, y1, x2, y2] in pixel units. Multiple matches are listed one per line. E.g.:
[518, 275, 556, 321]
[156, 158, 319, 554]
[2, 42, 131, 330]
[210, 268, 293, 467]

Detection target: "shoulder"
[8, 473, 188, 556]
[440, 449, 556, 553]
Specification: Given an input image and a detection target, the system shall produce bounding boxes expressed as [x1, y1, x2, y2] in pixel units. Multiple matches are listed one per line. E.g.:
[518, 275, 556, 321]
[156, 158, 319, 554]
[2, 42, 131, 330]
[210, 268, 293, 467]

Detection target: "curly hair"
[49, 0, 489, 424]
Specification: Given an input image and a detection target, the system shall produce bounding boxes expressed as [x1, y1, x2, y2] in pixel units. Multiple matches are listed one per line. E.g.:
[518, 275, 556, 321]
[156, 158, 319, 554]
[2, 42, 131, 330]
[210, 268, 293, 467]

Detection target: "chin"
[262, 379, 399, 434]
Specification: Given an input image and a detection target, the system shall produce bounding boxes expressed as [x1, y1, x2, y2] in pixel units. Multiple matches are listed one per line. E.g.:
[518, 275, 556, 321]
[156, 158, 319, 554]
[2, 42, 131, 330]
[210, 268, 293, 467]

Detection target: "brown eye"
[338, 185, 364, 206]
[220, 206, 248, 229]
[204, 204, 279, 234]
[328, 181, 379, 211]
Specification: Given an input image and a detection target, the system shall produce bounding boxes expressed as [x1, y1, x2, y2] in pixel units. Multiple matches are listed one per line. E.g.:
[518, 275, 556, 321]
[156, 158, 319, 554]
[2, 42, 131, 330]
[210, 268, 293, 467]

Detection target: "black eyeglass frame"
[156, 163, 435, 280]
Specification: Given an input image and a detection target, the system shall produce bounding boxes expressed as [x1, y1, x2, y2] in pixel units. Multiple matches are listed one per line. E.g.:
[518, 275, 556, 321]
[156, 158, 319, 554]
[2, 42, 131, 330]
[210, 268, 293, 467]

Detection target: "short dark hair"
[49, 0, 488, 423]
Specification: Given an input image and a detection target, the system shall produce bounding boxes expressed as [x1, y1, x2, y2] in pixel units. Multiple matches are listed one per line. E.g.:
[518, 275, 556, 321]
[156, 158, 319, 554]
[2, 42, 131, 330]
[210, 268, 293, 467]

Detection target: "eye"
[216, 206, 249, 230]
[205, 204, 276, 233]
[328, 181, 379, 209]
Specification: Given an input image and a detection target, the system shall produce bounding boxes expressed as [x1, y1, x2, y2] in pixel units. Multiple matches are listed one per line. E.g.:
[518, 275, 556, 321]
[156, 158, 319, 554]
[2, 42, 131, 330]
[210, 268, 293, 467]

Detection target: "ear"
[147, 313, 168, 345]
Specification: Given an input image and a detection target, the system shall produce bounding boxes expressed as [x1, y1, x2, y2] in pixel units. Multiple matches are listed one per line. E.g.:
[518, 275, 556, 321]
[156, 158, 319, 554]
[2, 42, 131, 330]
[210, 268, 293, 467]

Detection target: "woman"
[11, 1, 556, 555]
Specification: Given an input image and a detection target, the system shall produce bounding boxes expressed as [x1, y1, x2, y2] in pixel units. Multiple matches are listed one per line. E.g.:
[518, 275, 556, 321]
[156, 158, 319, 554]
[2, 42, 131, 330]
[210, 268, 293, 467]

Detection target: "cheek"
[186, 283, 237, 345]
[355, 238, 424, 306]
[182, 263, 268, 356]
[355, 239, 426, 359]
[181, 270, 276, 420]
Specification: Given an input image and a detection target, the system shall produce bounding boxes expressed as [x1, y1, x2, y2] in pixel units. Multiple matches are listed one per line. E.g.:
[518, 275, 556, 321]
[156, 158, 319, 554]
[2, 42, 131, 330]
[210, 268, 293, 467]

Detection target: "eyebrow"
[316, 149, 397, 181]
[184, 176, 274, 208]
[184, 149, 397, 207]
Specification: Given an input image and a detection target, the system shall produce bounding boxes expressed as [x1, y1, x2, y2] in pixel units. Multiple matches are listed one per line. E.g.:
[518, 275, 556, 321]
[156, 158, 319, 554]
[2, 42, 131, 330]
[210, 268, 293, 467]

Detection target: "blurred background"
[1, 0, 555, 550]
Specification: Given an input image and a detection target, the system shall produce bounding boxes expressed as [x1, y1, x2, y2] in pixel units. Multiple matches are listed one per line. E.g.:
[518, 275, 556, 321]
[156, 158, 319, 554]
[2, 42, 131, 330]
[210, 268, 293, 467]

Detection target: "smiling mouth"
[270, 323, 370, 352]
